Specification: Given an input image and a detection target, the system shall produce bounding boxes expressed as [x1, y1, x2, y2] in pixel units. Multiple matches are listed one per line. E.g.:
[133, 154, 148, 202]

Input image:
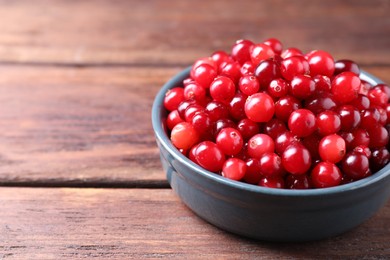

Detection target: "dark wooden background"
[0, 0, 389, 258]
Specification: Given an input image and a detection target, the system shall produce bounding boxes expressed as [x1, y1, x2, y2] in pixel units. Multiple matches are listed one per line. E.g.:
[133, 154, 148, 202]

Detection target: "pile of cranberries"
[163, 38, 390, 189]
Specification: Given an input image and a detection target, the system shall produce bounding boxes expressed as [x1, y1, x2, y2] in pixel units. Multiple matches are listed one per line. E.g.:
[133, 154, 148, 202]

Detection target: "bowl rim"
[152, 66, 390, 197]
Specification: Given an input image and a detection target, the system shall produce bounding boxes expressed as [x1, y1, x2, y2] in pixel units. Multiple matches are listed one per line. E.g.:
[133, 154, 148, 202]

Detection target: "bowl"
[152, 66, 390, 242]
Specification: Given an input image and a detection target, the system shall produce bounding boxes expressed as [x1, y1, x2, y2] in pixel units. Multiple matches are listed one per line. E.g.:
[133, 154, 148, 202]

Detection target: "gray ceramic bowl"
[152, 67, 390, 242]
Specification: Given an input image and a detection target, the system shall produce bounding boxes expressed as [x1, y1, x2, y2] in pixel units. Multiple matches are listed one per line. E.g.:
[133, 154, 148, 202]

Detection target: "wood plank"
[0, 65, 389, 184]
[0, 66, 183, 184]
[0, 0, 388, 66]
[0, 187, 389, 259]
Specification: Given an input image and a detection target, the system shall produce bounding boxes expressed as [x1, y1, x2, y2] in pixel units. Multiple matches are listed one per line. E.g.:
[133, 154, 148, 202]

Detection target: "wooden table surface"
[0, 0, 389, 259]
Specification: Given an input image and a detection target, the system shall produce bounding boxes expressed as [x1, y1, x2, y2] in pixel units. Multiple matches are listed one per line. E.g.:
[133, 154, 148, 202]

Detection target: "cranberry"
[164, 87, 185, 111]
[167, 110, 184, 130]
[247, 134, 275, 159]
[243, 158, 263, 184]
[245, 92, 275, 122]
[316, 111, 341, 136]
[222, 158, 247, 181]
[268, 78, 289, 98]
[205, 101, 229, 122]
[211, 51, 230, 67]
[342, 152, 370, 180]
[263, 118, 287, 139]
[260, 153, 285, 177]
[370, 147, 390, 172]
[216, 127, 244, 156]
[334, 59, 360, 76]
[190, 64, 217, 88]
[280, 56, 308, 81]
[171, 122, 199, 150]
[285, 174, 311, 189]
[209, 76, 236, 103]
[259, 176, 285, 189]
[220, 61, 241, 84]
[195, 141, 225, 172]
[289, 75, 316, 99]
[250, 43, 275, 66]
[263, 38, 283, 55]
[311, 162, 342, 188]
[231, 39, 254, 65]
[229, 92, 247, 121]
[367, 124, 389, 149]
[281, 47, 303, 59]
[255, 59, 281, 88]
[239, 75, 260, 95]
[237, 119, 260, 141]
[305, 92, 337, 115]
[331, 72, 361, 103]
[306, 50, 335, 77]
[337, 105, 361, 131]
[319, 134, 346, 163]
[288, 109, 317, 137]
[282, 143, 312, 175]
[274, 95, 301, 122]
[240, 61, 255, 76]
[275, 131, 298, 155]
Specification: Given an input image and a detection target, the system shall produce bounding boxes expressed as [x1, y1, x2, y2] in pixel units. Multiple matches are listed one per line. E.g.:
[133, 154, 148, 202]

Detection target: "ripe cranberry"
[216, 127, 244, 156]
[349, 94, 370, 111]
[213, 118, 236, 137]
[302, 133, 322, 161]
[191, 111, 212, 140]
[370, 147, 390, 172]
[360, 107, 381, 130]
[237, 119, 260, 141]
[260, 153, 285, 177]
[184, 103, 204, 122]
[171, 122, 199, 150]
[275, 131, 298, 155]
[268, 78, 289, 98]
[319, 134, 346, 163]
[167, 110, 184, 130]
[288, 109, 317, 137]
[205, 101, 229, 122]
[280, 56, 308, 81]
[231, 39, 254, 65]
[245, 92, 275, 122]
[282, 143, 312, 175]
[243, 158, 263, 184]
[190, 64, 217, 88]
[313, 75, 331, 93]
[195, 141, 225, 172]
[164, 87, 185, 111]
[209, 76, 236, 103]
[263, 38, 283, 55]
[342, 152, 370, 180]
[177, 99, 198, 119]
[353, 145, 371, 158]
[311, 162, 342, 188]
[211, 51, 230, 67]
[334, 59, 360, 76]
[247, 134, 275, 159]
[220, 61, 241, 84]
[368, 87, 389, 107]
[367, 124, 389, 149]
[305, 92, 337, 114]
[250, 43, 275, 66]
[229, 92, 247, 121]
[337, 105, 361, 131]
[255, 59, 281, 88]
[183, 82, 206, 103]
[274, 95, 301, 122]
[240, 61, 255, 76]
[259, 176, 285, 189]
[306, 50, 335, 77]
[281, 47, 303, 59]
[263, 118, 287, 139]
[222, 158, 247, 181]
[350, 128, 370, 148]
[285, 174, 311, 189]
[289, 75, 316, 99]
[331, 72, 361, 103]
[316, 111, 341, 136]
[239, 75, 260, 95]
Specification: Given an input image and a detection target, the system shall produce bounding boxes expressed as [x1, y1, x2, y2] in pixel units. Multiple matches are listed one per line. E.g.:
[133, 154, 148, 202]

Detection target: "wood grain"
[0, 188, 389, 259]
[0, 0, 388, 66]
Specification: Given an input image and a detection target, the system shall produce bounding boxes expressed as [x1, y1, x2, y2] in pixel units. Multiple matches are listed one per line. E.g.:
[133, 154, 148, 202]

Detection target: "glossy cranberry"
[359, 80, 372, 96]
[375, 84, 390, 101]
[331, 72, 361, 103]
[245, 92, 275, 122]
[375, 106, 387, 125]
[305, 92, 337, 115]
[281, 47, 303, 59]
[274, 95, 301, 122]
[216, 127, 244, 156]
[243, 158, 263, 184]
[342, 152, 370, 180]
[229, 92, 247, 121]
[334, 59, 360, 76]
[167, 110, 184, 130]
[191, 111, 212, 140]
[280, 56, 307, 81]
[370, 147, 390, 172]
[222, 158, 247, 181]
[255, 59, 281, 88]
[268, 78, 289, 98]
[220, 61, 241, 84]
[290, 75, 316, 99]
[205, 101, 229, 122]
[239, 75, 260, 95]
[353, 145, 371, 158]
[247, 134, 275, 159]
[195, 141, 225, 172]
[306, 50, 335, 77]
[190, 64, 217, 88]
[282, 143, 311, 175]
[368, 87, 389, 107]
[184, 103, 204, 122]
[209, 76, 236, 103]
[193, 57, 217, 71]
[237, 118, 260, 141]
[311, 162, 342, 188]
[367, 124, 389, 149]
[177, 99, 198, 119]
[285, 174, 311, 189]
[275, 131, 298, 155]
[250, 43, 275, 66]
[339, 131, 354, 151]
[213, 118, 236, 137]
[337, 105, 361, 131]
[259, 176, 285, 189]
[348, 94, 370, 111]
[301, 133, 321, 161]
[316, 111, 341, 136]
[183, 82, 206, 105]
[211, 51, 230, 67]
[171, 122, 199, 150]
[231, 39, 254, 65]
[319, 134, 346, 163]
[260, 153, 284, 177]
[164, 87, 185, 111]
[263, 38, 283, 55]
[263, 118, 287, 139]
[240, 61, 255, 76]
[313, 75, 331, 93]
[360, 107, 381, 130]
[288, 109, 317, 137]
[350, 128, 370, 148]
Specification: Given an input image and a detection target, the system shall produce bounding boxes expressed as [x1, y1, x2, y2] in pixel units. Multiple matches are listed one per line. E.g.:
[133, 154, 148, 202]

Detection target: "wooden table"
[0, 0, 389, 259]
